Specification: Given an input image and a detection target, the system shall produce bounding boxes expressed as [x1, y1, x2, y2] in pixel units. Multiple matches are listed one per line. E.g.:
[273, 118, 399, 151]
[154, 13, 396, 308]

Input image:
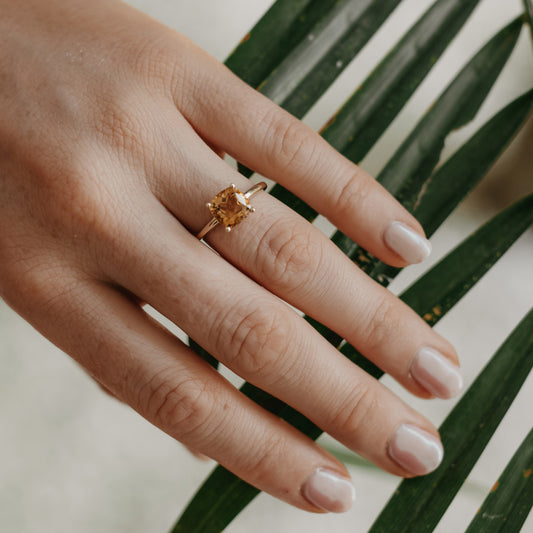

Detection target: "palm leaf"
[400, 194, 533, 325]
[332, 16, 523, 271]
[412, 89, 533, 236]
[379, 18, 522, 198]
[255, 0, 402, 116]
[366, 88, 533, 286]
[464, 427, 533, 533]
[270, 0, 484, 219]
[368, 309, 533, 533]
[236, 0, 403, 178]
[225, 0, 339, 88]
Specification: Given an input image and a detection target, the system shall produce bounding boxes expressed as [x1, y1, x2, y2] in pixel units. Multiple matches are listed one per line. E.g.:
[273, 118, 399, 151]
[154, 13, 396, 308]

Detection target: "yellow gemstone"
[209, 186, 252, 228]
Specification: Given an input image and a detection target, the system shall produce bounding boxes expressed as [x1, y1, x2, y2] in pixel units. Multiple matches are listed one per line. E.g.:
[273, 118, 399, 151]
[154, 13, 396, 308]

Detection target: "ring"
[196, 182, 267, 240]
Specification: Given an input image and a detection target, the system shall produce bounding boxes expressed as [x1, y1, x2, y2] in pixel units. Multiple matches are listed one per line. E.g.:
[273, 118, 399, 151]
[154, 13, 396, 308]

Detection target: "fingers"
[170, 38, 431, 267]
[6, 265, 355, 513]
[97, 376, 209, 462]
[104, 199, 445, 479]
[149, 109, 461, 401]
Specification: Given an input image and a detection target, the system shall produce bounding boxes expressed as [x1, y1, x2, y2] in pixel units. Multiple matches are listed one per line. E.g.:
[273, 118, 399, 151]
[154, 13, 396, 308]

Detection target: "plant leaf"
[332, 15, 524, 266]
[464, 427, 533, 533]
[380, 16, 523, 198]
[224, 0, 338, 89]
[400, 193, 533, 325]
[367, 88, 533, 286]
[256, 0, 402, 117]
[412, 91, 533, 235]
[174, 194, 533, 532]
[368, 309, 533, 533]
[270, 0, 485, 219]
[237, 0, 402, 179]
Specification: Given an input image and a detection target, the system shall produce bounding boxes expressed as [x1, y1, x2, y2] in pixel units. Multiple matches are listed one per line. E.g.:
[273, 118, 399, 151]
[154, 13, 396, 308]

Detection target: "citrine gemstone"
[209, 186, 251, 228]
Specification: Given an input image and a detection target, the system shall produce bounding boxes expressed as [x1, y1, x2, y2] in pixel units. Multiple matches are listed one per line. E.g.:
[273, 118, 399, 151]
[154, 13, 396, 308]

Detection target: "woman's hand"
[0, 0, 462, 513]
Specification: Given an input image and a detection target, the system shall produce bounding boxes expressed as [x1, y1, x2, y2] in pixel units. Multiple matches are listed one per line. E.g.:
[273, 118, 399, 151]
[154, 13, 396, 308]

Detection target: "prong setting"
[198, 182, 266, 239]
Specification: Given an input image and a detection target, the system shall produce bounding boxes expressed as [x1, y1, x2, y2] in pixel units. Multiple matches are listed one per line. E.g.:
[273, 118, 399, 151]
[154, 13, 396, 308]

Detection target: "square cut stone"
[209, 186, 251, 228]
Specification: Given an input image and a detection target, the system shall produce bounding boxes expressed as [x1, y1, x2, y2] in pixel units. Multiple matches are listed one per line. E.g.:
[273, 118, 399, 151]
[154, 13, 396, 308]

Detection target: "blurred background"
[1, 0, 532, 531]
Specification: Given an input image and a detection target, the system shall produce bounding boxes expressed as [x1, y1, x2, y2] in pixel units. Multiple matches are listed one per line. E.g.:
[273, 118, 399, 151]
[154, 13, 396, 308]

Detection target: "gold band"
[196, 182, 267, 240]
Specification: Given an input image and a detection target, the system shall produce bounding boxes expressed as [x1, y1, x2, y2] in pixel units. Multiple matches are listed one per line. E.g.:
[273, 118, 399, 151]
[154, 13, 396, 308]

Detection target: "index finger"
[171, 38, 432, 267]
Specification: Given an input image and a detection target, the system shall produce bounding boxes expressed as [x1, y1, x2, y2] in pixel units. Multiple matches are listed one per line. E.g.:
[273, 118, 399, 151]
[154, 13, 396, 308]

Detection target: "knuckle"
[215, 304, 292, 382]
[142, 371, 215, 442]
[129, 34, 196, 112]
[55, 173, 120, 245]
[0, 251, 76, 317]
[129, 33, 184, 91]
[241, 431, 288, 481]
[24, 144, 117, 238]
[360, 295, 397, 353]
[264, 111, 316, 171]
[131, 35, 175, 81]
[93, 98, 148, 158]
[256, 217, 323, 296]
[36, 155, 134, 260]
[330, 169, 368, 220]
[331, 383, 379, 441]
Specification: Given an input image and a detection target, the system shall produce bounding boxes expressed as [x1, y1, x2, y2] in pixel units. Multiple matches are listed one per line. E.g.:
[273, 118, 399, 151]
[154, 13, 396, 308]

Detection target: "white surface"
[1, 1, 533, 532]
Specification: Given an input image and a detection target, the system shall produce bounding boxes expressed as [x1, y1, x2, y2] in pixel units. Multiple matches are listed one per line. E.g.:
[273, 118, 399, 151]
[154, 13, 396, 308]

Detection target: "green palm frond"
[464, 427, 533, 533]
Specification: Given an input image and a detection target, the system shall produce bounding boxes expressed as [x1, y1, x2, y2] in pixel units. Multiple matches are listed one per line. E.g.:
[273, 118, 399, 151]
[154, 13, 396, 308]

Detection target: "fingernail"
[411, 347, 463, 399]
[302, 468, 356, 513]
[384, 221, 432, 264]
[389, 424, 443, 475]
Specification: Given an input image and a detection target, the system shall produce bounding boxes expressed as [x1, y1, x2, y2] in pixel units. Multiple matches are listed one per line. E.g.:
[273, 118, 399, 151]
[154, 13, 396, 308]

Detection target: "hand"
[0, 0, 462, 513]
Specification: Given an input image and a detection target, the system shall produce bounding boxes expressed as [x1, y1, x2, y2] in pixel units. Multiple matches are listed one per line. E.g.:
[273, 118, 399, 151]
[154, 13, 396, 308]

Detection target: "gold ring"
[196, 182, 267, 240]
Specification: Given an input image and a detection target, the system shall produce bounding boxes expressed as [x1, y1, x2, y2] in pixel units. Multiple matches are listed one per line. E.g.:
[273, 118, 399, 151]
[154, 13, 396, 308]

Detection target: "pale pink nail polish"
[389, 424, 443, 475]
[384, 221, 432, 264]
[411, 347, 463, 399]
[302, 468, 356, 513]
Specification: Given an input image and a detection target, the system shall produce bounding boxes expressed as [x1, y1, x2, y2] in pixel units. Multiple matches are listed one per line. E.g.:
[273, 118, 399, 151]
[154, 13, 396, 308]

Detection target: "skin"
[0, 0, 459, 512]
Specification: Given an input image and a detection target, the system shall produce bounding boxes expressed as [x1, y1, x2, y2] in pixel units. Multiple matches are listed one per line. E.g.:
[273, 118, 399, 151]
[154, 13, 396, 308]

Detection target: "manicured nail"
[411, 347, 463, 399]
[384, 221, 432, 264]
[389, 424, 443, 475]
[302, 468, 356, 513]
